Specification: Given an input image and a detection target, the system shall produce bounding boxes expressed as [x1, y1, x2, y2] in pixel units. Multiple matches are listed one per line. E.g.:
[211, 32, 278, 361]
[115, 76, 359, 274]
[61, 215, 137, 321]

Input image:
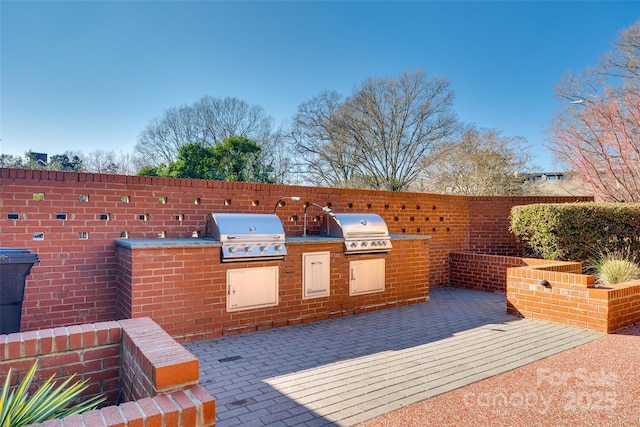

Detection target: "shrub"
[0, 360, 105, 427]
[509, 202, 640, 261]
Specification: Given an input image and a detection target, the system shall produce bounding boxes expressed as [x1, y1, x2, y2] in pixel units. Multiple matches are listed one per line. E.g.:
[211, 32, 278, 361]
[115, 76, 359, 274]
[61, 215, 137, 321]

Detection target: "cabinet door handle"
[351, 268, 355, 281]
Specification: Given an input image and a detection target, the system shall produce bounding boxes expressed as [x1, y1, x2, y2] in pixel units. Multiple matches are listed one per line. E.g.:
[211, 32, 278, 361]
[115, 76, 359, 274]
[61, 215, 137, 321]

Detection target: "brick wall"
[449, 252, 640, 332]
[0, 321, 122, 405]
[599, 283, 640, 332]
[119, 318, 200, 399]
[1, 317, 215, 427]
[449, 252, 584, 293]
[0, 167, 590, 333]
[506, 261, 640, 333]
[116, 238, 430, 342]
[467, 196, 590, 255]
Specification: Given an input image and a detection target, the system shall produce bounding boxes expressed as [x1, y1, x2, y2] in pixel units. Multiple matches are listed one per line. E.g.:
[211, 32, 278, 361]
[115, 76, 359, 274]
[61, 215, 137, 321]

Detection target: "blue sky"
[2, 1, 639, 171]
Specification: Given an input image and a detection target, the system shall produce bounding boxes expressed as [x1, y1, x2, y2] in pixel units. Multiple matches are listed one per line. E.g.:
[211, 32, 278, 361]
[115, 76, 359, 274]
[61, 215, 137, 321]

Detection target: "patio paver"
[185, 287, 603, 427]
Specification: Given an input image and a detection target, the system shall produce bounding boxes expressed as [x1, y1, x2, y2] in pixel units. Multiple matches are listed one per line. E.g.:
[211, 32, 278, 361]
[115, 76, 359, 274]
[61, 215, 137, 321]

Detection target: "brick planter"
[506, 259, 640, 333]
[449, 252, 640, 333]
[0, 318, 215, 426]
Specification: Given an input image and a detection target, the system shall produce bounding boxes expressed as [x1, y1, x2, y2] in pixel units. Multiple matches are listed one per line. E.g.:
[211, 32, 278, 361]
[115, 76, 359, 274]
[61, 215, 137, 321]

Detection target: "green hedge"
[509, 202, 640, 262]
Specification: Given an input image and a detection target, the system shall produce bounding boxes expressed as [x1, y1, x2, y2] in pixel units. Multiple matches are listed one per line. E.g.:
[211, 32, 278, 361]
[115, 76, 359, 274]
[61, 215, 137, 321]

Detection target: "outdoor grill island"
[114, 210, 430, 340]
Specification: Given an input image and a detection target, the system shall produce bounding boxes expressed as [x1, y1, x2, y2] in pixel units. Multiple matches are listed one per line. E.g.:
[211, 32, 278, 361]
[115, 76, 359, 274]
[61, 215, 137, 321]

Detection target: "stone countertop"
[115, 238, 222, 249]
[286, 234, 431, 244]
[115, 234, 431, 249]
[389, 233, 432, 241]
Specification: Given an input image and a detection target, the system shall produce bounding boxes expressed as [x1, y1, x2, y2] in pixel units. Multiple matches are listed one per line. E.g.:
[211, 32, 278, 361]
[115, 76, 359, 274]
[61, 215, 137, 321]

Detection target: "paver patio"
[185, 288, 603, 427]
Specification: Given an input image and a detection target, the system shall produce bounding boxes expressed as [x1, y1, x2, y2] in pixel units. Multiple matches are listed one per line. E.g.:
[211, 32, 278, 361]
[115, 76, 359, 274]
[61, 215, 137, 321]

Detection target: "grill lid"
[206, 213, 285, 241]
[205, 213, 287, 261]
[327, 213, 392, 253]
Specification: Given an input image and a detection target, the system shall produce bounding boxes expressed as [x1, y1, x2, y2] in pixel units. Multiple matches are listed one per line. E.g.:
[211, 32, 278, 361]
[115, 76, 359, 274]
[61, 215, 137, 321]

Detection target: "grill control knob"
[260, 245, 268, 252]
[350, 242, 357, 248]
[371, 241, 377, 247]
[274, 244, 283, 252]
[244, 246, 253, 253]
[381, 240, 387, 246]
[228, 246, 237, 254]
[361, 241, 367, 247]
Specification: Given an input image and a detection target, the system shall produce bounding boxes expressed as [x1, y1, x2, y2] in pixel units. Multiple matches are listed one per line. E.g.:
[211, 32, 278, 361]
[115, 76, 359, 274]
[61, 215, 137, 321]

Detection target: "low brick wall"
[1, 318, 215, 427]
[449, 252, 640, 333]
[448, 252, 579, 293]
[507, 260, 640, 333]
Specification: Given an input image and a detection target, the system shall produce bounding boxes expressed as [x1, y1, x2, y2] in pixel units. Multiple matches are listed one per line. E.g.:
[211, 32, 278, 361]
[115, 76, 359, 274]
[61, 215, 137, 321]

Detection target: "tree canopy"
[138, 136, 274, 183]
[135, 96, 291, 183]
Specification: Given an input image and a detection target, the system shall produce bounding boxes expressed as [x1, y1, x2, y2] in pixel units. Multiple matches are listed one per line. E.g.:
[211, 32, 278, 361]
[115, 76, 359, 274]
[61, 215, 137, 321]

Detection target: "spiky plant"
[592, 249, 640, 287]
[0, 360, 105, 427]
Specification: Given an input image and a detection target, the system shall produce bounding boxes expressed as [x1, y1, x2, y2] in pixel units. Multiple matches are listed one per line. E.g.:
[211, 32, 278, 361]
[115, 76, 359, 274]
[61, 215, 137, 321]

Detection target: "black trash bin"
[0, 248, 39, 334]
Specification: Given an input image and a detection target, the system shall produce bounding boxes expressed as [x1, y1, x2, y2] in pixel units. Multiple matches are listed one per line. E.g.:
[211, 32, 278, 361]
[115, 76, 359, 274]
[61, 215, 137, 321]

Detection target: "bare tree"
[423, 125, 532, 195]
[549, 21, 640, 201]
[290, 91, 366, 187]
[549, 89, 640, 201]
[195, 96, 274, 145]
[136, 106, 201, 165]
[82, 150, 146, 175]
[135, 96, 291, 182]
[290, 69, 458, 191]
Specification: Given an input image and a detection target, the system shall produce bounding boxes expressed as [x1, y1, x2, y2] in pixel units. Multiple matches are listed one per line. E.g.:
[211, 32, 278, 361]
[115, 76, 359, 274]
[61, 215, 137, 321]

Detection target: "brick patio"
[185, 288, 602, 427]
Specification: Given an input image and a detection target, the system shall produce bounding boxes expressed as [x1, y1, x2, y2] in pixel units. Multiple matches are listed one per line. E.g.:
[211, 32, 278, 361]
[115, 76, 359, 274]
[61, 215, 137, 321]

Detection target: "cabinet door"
[227, 266, 279, 312]
[349, 259, 385, 296]
[302, 252, 330, 299]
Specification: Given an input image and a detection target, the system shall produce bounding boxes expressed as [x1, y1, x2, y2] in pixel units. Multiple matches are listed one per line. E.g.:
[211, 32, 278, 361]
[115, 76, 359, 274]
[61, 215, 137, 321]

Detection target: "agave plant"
[0, 360, 105, 427]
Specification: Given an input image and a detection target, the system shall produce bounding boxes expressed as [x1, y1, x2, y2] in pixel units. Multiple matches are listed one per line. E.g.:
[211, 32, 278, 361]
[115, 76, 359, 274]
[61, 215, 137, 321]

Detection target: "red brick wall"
[467, 196, 591, 255]
[0, 321, 122, 405]
[449, 252, 585, 293]
[1, 318, 215, 427]
[0, 167, 590, 332]
[602, 283, 640, 332]
[449, 253, 527, 292]
[507, 261, 640, 333]
[119, 318, 200, 399]
[116, 238, 430, 341]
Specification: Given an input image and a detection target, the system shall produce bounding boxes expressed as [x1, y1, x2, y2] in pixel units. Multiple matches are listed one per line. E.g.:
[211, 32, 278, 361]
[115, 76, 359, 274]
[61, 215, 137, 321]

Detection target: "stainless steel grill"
[327, 213, 392, 254]
[205, 213, 287, 261]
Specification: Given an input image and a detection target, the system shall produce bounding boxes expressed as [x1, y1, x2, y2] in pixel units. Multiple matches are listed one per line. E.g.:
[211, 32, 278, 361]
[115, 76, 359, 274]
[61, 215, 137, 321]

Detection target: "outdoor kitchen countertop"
[115, 238, 222, 249]
[285, 233, 430, 244]
[388, 233, 431, 240]
[115, 234, 430, 249]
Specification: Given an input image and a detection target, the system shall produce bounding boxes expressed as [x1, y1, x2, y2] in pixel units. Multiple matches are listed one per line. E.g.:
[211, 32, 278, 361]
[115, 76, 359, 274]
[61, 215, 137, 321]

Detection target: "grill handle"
[227, 235, 283, 240]
[345, 231, 387, 236]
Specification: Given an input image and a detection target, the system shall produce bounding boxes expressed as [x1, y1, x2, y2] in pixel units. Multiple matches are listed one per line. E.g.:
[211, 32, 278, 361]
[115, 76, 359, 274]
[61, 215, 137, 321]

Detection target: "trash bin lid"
[0, 248, 40, 264]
